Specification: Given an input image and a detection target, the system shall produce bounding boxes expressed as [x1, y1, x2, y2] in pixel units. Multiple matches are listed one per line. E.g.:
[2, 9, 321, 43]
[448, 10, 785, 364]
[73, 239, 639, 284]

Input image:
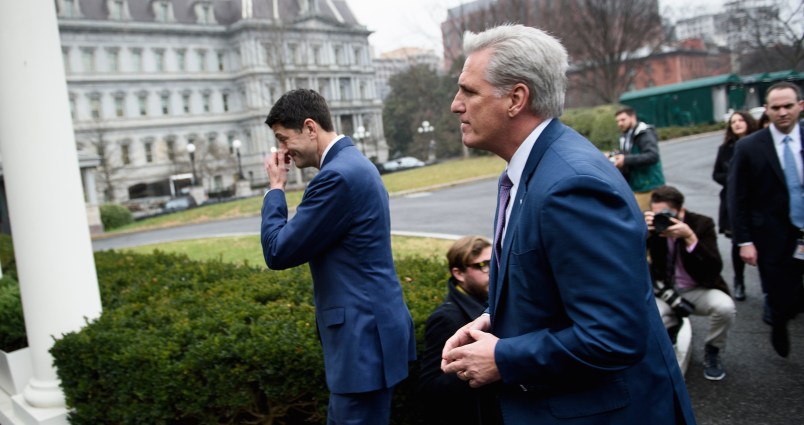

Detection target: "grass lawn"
[122, 235, 456, 266]
[103, 155, 504, 236]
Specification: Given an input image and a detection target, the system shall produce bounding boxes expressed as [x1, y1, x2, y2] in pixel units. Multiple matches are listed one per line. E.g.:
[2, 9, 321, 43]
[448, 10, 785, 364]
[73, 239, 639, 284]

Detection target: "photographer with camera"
[645, 185, 736, 381]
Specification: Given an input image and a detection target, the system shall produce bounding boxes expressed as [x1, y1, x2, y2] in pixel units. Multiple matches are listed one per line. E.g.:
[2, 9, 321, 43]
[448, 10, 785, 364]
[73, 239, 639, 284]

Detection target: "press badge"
[795, 237, 804, 261]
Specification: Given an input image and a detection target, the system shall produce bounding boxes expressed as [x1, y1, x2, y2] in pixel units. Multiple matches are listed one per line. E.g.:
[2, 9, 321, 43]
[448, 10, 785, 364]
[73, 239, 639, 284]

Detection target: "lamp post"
[186, 141, 197, 186]
[232, 138, 244, 180]
[353, 125, 370, 156]
[418, 120, 435, 163]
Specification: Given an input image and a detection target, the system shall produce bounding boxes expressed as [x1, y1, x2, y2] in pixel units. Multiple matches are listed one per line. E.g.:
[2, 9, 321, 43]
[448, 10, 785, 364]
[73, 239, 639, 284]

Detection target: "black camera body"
[654, 281, 696, 318]
[653, 208, 677, 233]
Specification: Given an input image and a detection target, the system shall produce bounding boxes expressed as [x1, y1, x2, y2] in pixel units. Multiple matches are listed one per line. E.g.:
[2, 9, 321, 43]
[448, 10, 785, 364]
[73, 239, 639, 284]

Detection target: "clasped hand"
[264, 149, 290, 191]
[440, 314, 502, 388]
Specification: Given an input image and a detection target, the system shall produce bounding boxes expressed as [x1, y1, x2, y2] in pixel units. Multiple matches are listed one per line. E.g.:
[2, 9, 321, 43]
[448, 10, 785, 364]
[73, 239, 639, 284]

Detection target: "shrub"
[99, 203, 134, 230]
[0, 276, 26, 352]
[562, 104, 620, 152]
[51, 250, 451, 424]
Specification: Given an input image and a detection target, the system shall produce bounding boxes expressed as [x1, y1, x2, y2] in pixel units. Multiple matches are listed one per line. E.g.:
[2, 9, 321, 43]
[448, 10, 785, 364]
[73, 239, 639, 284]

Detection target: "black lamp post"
[418, 120, 435, 162]
[232, 139, 244, 180]
[186, 142, 197, 186]
[353, 125, 370, 156]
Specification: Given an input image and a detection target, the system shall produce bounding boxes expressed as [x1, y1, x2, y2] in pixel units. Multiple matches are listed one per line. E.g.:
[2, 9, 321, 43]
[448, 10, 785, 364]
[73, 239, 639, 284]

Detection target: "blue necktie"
[494, 172, 513, 265]
[782, 136, 804, 228]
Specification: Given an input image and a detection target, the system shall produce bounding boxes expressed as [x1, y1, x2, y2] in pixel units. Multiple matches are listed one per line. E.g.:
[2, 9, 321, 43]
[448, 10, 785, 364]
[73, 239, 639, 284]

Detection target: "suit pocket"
[321, 307, 345, 327]
[547, 377, 630, 418]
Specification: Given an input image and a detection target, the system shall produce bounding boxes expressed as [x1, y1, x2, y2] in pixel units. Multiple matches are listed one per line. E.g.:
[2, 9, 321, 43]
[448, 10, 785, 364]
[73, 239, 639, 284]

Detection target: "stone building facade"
[58, 0, 387, 205]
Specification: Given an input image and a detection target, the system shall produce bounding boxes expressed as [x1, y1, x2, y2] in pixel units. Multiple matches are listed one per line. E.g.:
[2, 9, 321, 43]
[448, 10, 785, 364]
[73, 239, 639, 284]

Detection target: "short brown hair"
[446, 236, 491, 270]
[650, 185, 685, 210]
[615, 106, 636, 117]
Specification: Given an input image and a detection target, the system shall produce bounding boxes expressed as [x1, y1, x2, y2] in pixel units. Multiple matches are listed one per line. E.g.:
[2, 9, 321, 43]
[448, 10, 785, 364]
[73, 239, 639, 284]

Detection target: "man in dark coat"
[419, 236, 501, 425]
[728, 81, 804, 357]
[646, 185, 736, 381]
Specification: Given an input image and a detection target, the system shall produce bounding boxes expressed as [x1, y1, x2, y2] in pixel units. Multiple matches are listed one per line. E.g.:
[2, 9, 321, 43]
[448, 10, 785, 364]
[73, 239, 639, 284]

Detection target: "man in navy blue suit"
[728, 82, 804, 357]
[440, 25, 696, 424]
[260, 89, 416, 425]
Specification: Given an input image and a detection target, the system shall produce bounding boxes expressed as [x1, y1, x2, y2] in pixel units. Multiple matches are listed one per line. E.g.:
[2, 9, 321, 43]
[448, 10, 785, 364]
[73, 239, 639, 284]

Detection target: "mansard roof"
[70, 0, 362, 26]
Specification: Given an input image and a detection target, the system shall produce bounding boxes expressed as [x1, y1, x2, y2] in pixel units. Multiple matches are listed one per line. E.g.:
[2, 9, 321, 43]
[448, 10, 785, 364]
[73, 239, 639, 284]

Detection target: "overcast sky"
[345, 0, 725, 57]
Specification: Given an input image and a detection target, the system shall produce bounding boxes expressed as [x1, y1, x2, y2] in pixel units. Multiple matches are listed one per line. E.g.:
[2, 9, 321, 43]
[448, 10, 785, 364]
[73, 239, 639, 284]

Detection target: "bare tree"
[725, 0, 804, 73]
[440, 0, 665, 104]
[81, 119, 121, 203]
[547, 0, 664, 105]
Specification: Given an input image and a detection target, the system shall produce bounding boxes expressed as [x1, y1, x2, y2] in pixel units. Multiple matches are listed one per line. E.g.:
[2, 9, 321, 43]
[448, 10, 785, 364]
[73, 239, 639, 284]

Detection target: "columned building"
[59, 0, 388, 206]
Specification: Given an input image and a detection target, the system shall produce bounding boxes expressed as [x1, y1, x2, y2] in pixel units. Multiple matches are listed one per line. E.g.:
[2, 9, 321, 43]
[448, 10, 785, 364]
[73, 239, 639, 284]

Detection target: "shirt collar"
[320, 134, 345, 168]
[506, 118, 553, 187]
[771, 122, 801, 145]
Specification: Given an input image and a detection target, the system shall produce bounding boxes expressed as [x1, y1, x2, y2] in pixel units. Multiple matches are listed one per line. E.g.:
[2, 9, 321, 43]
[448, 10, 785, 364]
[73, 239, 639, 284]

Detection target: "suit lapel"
[492, 119, 565, 314]
[758, 129, 785, 186]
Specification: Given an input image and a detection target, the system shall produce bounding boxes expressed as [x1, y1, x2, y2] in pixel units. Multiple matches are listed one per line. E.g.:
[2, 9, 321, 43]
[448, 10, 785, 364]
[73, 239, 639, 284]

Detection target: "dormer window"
[107, 0, 130, 21]
[58, 0, 82, 18]
[195, 2, 217, 24]
[153, 1, 174, 23]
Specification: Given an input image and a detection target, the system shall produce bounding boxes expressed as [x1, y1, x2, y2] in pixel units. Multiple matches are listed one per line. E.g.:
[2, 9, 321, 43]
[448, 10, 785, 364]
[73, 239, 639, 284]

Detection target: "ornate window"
[120, 142, 131, 165]
[160, 91, 170, 115]
[153, 1, 174, 22]
[88, 92, 102, 119]
[137, 91, 148, 116]
[107, 0, 130, 21]
[194, 2, 217, 24]
[202, 91, 211, 113]
[106, 48, 119, 72]
[130, 48, 143, 72]
[113, 93, 125, 117]
[57, 0, 82, 18]
[181, 92, 191, 114]
[143, 139, 154, 163]
[153, 49, 165, 72]
[81, 48, 96, 73]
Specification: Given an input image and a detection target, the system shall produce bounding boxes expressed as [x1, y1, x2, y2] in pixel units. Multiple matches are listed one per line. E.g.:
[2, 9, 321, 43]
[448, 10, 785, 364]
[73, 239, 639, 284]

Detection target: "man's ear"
[450, 267, 465, 283]
[303, 118, 318, 140]
[508, 83, 530, 117]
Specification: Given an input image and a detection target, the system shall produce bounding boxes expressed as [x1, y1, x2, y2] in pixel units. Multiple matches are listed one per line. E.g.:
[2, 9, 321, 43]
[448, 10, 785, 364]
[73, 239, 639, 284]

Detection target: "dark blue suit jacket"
[728, 126, 804, 319]
[489, 120, 696, 424]
[261, 137, 416, 394]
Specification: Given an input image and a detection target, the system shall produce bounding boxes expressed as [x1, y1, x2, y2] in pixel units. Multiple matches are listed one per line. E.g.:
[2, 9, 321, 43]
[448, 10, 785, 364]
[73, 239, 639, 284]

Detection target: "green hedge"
[0, 276, 26, 352]
[99, 203, 134, 230]
[49, 249, 449, 424]
[561, 104, 727, 152]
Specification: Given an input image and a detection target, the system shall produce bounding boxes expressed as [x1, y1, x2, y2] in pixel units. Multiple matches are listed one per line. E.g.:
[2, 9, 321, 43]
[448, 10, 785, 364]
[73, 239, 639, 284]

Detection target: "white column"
[0, 0, 103, 419]
[83, 169, 98, 205]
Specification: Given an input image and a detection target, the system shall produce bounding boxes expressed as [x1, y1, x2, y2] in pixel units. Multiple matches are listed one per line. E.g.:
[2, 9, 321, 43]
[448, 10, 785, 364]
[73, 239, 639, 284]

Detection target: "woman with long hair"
[712, 110, 758, 301]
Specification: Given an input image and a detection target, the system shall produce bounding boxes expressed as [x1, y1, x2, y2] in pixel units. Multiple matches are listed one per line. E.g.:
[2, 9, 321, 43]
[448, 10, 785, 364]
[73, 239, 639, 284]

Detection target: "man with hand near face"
[260, 89, 416, 425]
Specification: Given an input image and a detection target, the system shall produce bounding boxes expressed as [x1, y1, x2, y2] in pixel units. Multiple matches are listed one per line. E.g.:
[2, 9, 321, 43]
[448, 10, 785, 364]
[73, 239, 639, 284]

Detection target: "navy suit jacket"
[489, 120, 696, 424]
[728, 126, 804, 319]
[261, 137, 416, 394]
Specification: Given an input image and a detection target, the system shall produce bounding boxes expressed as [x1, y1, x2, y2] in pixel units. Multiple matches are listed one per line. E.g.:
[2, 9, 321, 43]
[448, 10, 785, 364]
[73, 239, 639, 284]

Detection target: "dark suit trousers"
[327, 387, 393, 425]
[758, 227, 804, 322]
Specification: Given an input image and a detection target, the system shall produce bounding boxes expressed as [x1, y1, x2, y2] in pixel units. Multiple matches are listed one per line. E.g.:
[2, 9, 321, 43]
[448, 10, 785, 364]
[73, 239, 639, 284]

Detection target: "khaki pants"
[634, 191, 653, 212]
[656, 287, 736, 350]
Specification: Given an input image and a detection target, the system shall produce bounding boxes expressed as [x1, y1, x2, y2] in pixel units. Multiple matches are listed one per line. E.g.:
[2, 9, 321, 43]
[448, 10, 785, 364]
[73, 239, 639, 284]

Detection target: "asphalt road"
[92, 132, 803, 424]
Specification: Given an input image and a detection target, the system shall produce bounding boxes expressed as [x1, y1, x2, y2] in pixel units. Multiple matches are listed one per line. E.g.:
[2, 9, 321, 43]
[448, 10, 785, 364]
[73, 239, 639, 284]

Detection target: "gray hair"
[463, 24, 568, 118]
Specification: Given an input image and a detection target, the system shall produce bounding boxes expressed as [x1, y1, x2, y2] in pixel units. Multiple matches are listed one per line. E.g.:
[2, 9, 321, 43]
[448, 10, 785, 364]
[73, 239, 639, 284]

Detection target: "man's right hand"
[740, 244, 758, 266]
[441, 313, 491, 370]
[265, 150, 289, 191]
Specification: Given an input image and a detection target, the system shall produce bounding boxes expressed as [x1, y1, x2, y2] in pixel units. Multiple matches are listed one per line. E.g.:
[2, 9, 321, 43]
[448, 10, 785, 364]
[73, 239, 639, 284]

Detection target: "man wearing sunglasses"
[419, 236, 502, 425]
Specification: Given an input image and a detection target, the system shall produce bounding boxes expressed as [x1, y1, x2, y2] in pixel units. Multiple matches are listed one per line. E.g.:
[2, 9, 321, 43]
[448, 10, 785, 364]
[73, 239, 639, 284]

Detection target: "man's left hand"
[663, 218, 697, 247]
[442, 329, 501, 388]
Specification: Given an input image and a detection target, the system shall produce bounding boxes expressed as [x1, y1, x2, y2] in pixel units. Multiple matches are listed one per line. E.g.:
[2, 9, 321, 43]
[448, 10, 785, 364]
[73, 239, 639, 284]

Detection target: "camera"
[606, 150, 621, 164]
[652, 208, 677, 233]
[654, 282, 696, 318]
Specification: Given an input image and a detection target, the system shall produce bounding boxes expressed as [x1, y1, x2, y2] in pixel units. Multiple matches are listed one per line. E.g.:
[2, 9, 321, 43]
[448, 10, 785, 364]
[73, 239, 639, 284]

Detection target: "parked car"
[163, 196, 197, 213]
[382, 156, 425, 173]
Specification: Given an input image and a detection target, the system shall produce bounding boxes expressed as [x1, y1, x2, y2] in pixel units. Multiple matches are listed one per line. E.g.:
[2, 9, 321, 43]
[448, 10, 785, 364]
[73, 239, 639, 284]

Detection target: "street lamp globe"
[186, 142, 197, 186]
[232, 139, 244, 180]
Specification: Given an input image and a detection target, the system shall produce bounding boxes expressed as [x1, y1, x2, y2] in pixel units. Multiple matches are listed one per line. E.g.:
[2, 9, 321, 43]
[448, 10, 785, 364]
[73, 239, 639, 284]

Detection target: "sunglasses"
[467, 260, 491, 273]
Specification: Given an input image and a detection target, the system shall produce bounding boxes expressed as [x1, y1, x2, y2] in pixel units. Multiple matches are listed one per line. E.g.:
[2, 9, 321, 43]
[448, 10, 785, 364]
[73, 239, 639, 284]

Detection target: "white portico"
[0, 1, 103, 424]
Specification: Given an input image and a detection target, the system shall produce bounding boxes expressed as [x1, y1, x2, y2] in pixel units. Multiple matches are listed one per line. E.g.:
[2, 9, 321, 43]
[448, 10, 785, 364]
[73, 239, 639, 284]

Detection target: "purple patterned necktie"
[494, 171, 513, 265]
